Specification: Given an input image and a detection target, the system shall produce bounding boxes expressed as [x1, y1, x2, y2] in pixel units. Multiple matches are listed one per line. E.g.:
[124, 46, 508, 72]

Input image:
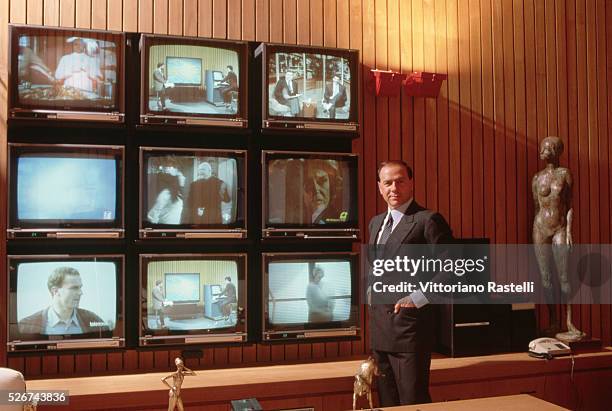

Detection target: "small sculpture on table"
[353, 356, 380, 410]
[162, 357, 196, 411]
[532, 136, 585, 342]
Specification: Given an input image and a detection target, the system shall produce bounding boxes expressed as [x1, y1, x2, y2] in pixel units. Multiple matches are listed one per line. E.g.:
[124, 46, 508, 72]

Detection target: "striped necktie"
[378, 214, 394, 244]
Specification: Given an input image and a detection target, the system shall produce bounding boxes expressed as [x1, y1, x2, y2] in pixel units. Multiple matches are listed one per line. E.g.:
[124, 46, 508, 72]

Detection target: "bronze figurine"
[353, 356, 380, 410]
[162, 357, 196, 411]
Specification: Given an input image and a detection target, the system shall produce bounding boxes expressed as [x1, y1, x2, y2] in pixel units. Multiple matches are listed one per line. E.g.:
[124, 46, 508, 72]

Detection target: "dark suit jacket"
[182, 176, 227, 224]
[18, 307, 110, 335]
[222, 71, 238, 89]
[323, 82, 347, 107]
[368, 200, 453, 353]
[273, 78, 299, 105]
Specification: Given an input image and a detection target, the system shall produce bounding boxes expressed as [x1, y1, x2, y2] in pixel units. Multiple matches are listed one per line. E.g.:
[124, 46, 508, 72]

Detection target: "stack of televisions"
[6, 24, 361, 355]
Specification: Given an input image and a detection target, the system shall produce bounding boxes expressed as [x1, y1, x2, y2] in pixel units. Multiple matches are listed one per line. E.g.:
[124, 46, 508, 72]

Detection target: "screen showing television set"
[262, 252, 360, 341]
[7, 254, 125, 351]
[9, 24, 125, 122]
[258, 43, 359, 132]
[140, 34, 248, 128]
[8, 143, 124, 239]
[262, 150, 359, 239]
[140, 147, 247, 239]
[140, 254, 247, 346]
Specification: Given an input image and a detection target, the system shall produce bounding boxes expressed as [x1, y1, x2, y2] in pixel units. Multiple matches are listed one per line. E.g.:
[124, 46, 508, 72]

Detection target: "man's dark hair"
[47, 267, 80, 293]
[377, 160, 413, 181]
[157, 62, 164, 68]
[224, 276, 232, 282]
[227, 65, 233, 71]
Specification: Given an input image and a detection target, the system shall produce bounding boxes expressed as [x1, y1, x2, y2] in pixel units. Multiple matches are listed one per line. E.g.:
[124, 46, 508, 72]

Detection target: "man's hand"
[394, 296, 416, 313]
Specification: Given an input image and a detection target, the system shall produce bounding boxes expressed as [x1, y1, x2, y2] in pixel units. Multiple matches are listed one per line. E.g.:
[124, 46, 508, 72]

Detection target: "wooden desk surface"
[381, 394, 568, 410]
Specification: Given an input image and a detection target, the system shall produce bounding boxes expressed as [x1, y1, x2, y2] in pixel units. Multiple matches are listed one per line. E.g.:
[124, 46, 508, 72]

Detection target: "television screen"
[261, 44, 358, 131]
[263, 151, 359, 238]
[140, 35, 248, 127]
[8, 143, 124, 238]
[9, 24, 124, 120]
[140, 147, 246, 238]
[7, 255, 124, 351]
[263, 253, 360, 340]
[140, 254, 247, 345]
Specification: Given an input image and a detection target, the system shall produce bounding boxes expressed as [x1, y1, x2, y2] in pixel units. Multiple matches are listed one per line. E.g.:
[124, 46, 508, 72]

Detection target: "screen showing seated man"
[268, 52, 351, 120]
[268, 261, 352, 325]
[145, 260, 239, 331]
[17, 154, 117, 222]
[144, 154, 238, 226]
[147, 45, 239, 114]
[14, 261, 117, 338]
[16, 33, 119, 109]
[267, 157, 353, 225]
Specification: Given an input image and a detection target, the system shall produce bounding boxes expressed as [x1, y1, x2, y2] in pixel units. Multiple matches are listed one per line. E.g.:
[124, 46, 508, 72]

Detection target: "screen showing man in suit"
[368, 160, 453, 406]
[14, 261, 117, 337]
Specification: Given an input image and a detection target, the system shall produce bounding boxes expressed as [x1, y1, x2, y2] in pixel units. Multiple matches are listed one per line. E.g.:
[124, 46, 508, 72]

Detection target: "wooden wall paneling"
[123, 0, 138, 32]
[42, 355, 58, 375]
[139, 0, 154, 33]
[387, 0, 400, 164]
[323, 0, 336, 47]
[336, 0, 349, 49]
[183, 0, 198, 36]
[361, 0, 376, 229]
[124, 349, 138, 370]
[270, 344, 284, 362]
[154, 350, 169, 369]
[457, 0, 471, 238]
[446, 0, 461, 235]
[325, 342, 338, 358]
[296, 0, 310, 45]
[75, 353, 91, 373]
[269, 0, 282, 42]
[298, 343, 312, 360]
[74, 1, 90, 30]
[198, 0, 213, 37]
[255, 0, 268, 41]
[25, 356, 42, 377]
[555, 0, 569, 156]
[227, 0, 241, 39]
[213, 0, 227, 38]
[44, 0, 60, 26]
[153, 0, 169, 33]
[604, 0, 612, 347]
[480, 0, 495, 241]
[0, 0, 7, 369]
[107, 352, 123, 371]
[10, 0, 27, 23]
[310, 0, 323, 46]
[283, 0, 296, 43]
[7, 357, 25, 374]
[312, 342, 325, 359]
[27, 0, 44, 24]
[199, 347, 214, 367]
[168, 0, 184, 35]
[227, 346, 242, 364]
[58, 353, 75, 375]
[91, 352, 107, 371]
[60, 0, 76, 27]
[545, 0, 559, 137]
[411, 0, 426, 207]
[257, 343, 271, 362]
[242, 343, 256, 363]
[374, 0, 388, 176]
[91, 0, 107, 29]
[139, 350, 154, 371]
[107, 0, 122, 30]
[213, 347, 229, 366]
[284, 343, 298, 361]
[241, 0, 256, 40]
[491, 0, 506, 280]
[434, 0, 449, 221]
[423, 0, 437, 212]
[338, 340, 351, 357]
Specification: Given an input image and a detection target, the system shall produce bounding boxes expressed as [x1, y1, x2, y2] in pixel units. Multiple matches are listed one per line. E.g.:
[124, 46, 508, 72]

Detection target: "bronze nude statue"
[162, 357, 196, 411]
[532, 136, 585, 342]
[353, 356, 380, 410]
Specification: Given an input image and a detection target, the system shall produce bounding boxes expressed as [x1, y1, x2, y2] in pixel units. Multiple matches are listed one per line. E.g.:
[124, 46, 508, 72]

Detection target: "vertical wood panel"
[184, 0, 198, 36]
[139, 0, 154, 32]
[336, 0, 349, 49]
[387, 0, 400, 161]
[296, 0, 310, 44]
[27, 0, 44, 24]
[481, 0, 495, 241]
[10, 0, 27, 23]
[269, 0, 282, 42]
[227, 0, 241, 39]
[255, 0, 268, 41]
[374, 0, 388, 179]
[123, 0, 138, 31]
[213, 0, 227, 38]
[447, 0, 461, 234]
[91, 0, 107, 29]
[283, 0, 296, 43]
[60, 0, 76, 27]
[323, 0, 336, 47]
[153, 0, 169, 33]
[44, 0, 60, 26]
[310, 0, 323, 46]
[412, 0, 425, 206]
[242, 0, 256, 40]
[424, 0, 437, 211]
[0, 0, 7, 370]
[458, 0, 472, 237]
[107, 0, 122, 30]
[198, 0, 213, 37]
[168, 0, 184, 35]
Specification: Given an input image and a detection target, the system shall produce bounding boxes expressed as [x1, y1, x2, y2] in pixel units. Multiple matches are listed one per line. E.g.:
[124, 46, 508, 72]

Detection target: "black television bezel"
[6, 254, 126, 352]
[139, 253, 248, 346]
[8, 24, 126, 123]
[7, 143, 125, 239]
[139, 146, 247, 239]
[259, 42, 359, 134]
[262, 252, 361, 341]
[261, 150, 360, 240]
[139, 34, 249, 128]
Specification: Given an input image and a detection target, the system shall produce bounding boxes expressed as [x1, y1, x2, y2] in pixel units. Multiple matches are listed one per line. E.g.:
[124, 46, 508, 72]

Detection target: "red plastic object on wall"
[368, 69, 407, 97]
[404, 72, 448, 97]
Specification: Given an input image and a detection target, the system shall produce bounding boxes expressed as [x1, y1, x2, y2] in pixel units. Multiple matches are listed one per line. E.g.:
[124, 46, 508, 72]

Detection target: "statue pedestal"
[567, 337, 602, 353]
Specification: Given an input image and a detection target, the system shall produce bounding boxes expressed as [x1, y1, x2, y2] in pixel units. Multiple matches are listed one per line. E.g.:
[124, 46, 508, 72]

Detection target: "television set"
[139, 147, 247, 239]
[256, 43, 359, 133]
[140, 34, 248, 128]
[7, 254, 125, 351]
[262, 150, 359, 239]
[262, 252, 360, 340]
[140, 253, 247, 346]
[8, 143, 124, 239]
[8, 24, 125, 123]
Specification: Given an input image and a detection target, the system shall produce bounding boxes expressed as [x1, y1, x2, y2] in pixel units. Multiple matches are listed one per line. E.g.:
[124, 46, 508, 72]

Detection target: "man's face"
[197, 163, 212, 180]
[307, 168, 331, 209]
[52, 275, 83, 311]
[378, 164, 413, 209]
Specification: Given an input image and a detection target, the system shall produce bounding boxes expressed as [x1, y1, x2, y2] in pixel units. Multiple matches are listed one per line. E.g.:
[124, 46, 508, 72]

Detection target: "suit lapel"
[369, 213, 385, 245]
[383, 213, 417, 259]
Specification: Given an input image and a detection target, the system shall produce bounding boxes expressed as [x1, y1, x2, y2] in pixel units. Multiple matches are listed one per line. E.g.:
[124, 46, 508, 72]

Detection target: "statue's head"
[175, 357, 184, 369]
[540, 136, 564, 161]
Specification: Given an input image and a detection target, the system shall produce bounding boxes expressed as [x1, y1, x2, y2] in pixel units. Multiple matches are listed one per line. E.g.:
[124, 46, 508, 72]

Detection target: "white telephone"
[528, 337, 571, 359]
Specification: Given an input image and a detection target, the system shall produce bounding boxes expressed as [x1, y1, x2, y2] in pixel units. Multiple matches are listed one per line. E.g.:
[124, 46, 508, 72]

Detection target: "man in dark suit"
[182, 162, 230, 224]
[18, 266, 109, 335]
[368, 160, 453, 406]
[322, 74, 348, 119]
[273, 71, 301, 115]
[220, 65, 238, 108]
